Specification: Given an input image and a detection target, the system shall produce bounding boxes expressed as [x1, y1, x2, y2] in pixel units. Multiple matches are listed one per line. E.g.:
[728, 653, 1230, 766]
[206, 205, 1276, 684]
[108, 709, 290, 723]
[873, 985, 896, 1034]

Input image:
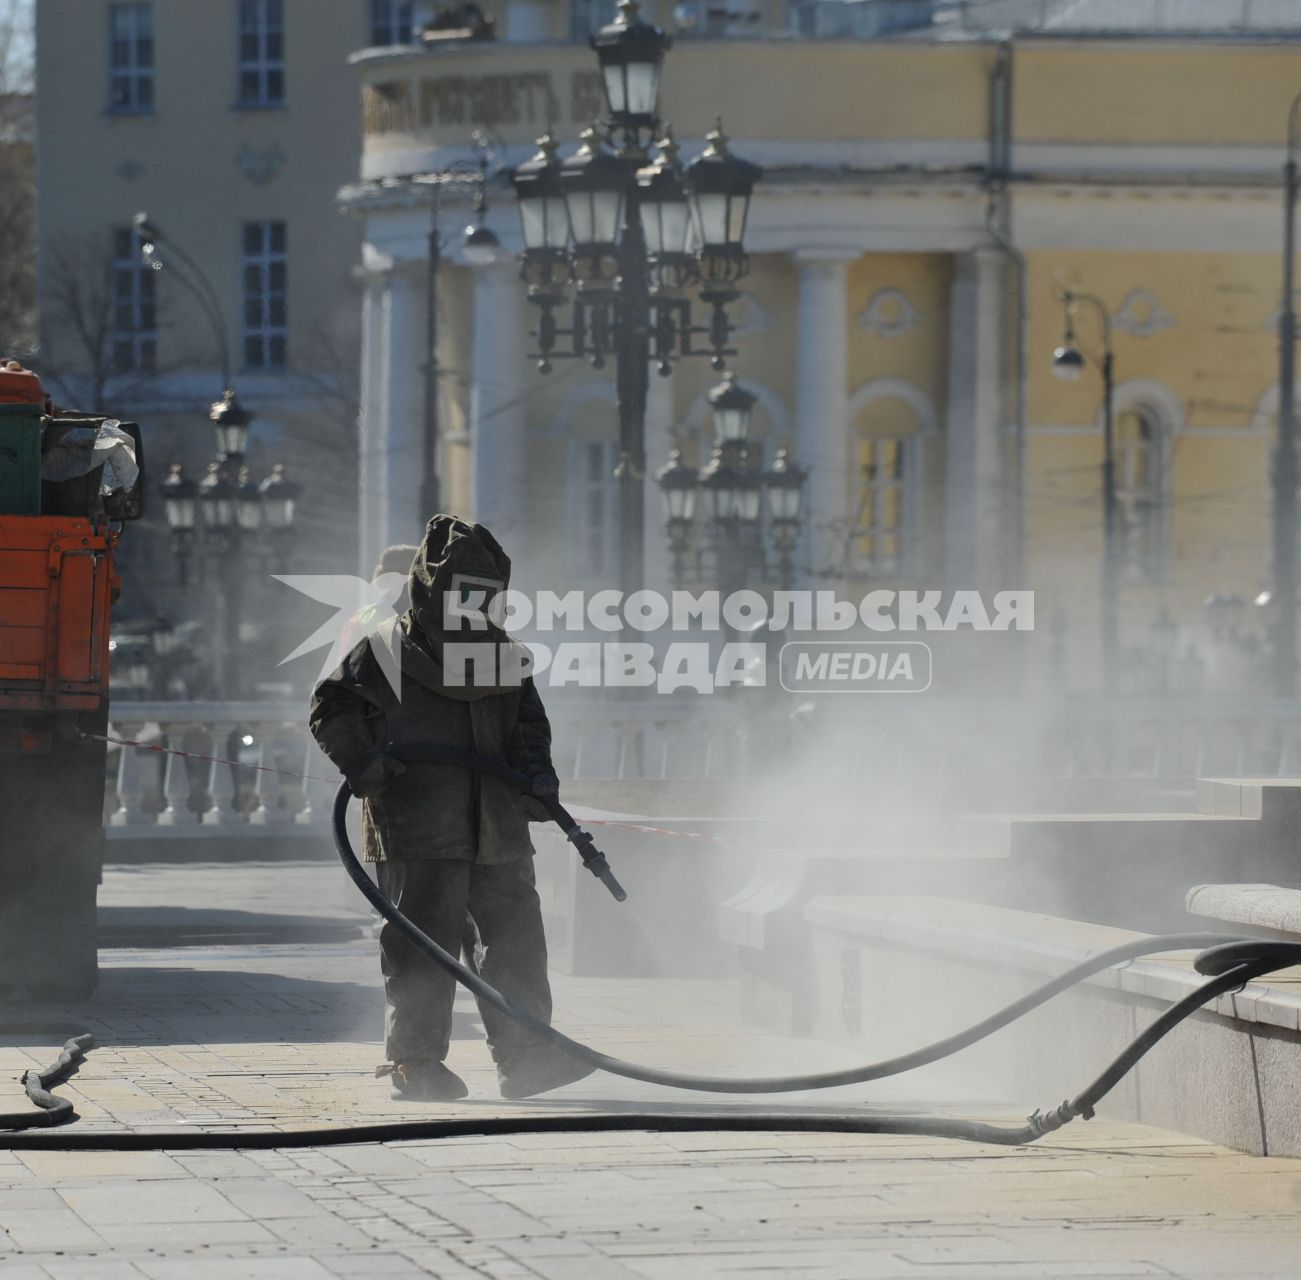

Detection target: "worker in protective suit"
[310, 515, 594, 1102]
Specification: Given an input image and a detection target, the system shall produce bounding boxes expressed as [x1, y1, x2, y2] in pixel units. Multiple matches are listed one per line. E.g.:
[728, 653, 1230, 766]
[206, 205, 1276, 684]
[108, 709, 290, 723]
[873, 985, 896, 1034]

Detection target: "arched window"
[854, 435, 907, 573]
[847, 385, 932, 577]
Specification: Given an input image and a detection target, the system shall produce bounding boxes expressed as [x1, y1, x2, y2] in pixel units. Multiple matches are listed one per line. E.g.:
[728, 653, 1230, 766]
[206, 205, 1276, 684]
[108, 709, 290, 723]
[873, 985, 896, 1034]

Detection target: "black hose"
[335, 753, 1255, 1096]
[330, 754, 1301, 1123]
[0, 1034, 94, 1131]
[338, 775, 1252, 1094]
[6, 749, 1300, 1152]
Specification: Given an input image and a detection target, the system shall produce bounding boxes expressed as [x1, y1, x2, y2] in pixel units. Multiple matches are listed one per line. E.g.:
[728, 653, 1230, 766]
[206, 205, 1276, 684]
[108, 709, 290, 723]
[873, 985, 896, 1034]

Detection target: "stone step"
[1196, 777, 1301, 822]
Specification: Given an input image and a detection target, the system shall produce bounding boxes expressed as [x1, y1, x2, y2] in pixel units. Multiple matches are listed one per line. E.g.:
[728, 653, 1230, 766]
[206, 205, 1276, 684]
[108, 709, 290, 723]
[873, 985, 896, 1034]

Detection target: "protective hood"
[406, 515, 511, 642]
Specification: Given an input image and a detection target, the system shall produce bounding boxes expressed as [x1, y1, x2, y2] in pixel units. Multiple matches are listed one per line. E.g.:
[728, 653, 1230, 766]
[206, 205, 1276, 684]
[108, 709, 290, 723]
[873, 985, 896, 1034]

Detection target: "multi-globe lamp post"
[140, 211, 300, 698]
[508, 0, 762, 592]
[654, 371, 807, 596]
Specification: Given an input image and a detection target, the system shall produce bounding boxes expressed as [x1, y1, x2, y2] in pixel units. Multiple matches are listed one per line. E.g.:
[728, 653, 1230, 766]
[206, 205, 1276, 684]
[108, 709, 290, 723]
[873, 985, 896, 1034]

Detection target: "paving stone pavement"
[2, 860, 1301, 1278]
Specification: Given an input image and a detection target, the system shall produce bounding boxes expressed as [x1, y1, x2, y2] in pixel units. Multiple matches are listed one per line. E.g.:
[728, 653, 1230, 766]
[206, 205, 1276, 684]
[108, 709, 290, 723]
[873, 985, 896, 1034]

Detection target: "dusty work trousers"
[377, 857, 552, 1071]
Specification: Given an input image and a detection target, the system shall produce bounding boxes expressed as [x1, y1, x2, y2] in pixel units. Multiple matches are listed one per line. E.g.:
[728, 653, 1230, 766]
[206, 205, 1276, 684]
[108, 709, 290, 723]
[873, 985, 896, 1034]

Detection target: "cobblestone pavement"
[1, 861, 1301, 1277]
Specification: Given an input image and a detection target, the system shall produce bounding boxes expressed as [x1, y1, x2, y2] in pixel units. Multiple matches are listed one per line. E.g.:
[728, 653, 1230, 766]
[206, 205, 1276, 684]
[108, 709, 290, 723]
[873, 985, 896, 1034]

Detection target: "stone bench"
[804, 893, 1301, 1156]
[1186, 882, 1301, 938]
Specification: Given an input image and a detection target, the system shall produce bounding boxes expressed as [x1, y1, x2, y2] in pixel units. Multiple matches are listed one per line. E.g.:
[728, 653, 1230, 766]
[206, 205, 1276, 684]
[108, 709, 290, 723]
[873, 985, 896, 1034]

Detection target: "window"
[570, 438, 618, 576]
[108, 4, 153, 113]
[242, 221, 287, 370]
[370, 0, 415, 44]
[110, 227, 156, 374]
[1115, 409, 1167, 581]
[238, 0, 284, 107]
[852, 436, 907, 574]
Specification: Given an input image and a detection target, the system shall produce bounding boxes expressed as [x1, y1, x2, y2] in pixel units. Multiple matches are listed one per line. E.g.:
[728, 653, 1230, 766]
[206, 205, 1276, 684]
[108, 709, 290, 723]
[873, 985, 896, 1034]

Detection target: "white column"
[380, 262, 428, 552]
[944, 248, 1008, 587]
[470, 263, 528, 554]
[357, 268, 386, 577]
[796, 252, 854, 580]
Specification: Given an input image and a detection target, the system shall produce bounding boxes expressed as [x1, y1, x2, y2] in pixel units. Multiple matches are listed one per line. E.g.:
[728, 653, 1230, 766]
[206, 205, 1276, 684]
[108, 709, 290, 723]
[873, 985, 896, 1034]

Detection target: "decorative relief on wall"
[856, 288, 923, 338]
[1110, 288, 1173, 338]
[237, 142, 287, 186]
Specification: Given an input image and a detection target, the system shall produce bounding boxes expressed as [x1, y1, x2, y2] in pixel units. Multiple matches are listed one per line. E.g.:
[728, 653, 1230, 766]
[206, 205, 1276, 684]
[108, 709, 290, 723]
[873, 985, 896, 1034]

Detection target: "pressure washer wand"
[384, 744, 627, 902]
[543, 799, 628, 902]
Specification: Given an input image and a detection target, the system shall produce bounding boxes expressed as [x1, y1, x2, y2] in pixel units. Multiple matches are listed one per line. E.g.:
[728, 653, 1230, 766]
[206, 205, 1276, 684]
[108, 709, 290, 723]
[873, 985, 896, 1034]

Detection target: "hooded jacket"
[309, 516, 555, 864]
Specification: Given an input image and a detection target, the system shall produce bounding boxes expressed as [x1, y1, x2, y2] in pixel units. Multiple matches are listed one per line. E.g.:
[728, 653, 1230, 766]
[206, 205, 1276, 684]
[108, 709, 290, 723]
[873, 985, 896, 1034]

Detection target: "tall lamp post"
[1051, 283, 1119, 690]
[1274, 92, 1301, 698]
[509, 0, 761, 592]
[138, 213, 300, 698]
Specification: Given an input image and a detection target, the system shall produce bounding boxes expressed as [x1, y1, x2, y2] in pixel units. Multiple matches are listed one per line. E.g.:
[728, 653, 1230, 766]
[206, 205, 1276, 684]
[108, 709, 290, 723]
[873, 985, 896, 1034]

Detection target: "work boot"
[498, 1048, 596, 1100]
[382, 1060, 469, 1102]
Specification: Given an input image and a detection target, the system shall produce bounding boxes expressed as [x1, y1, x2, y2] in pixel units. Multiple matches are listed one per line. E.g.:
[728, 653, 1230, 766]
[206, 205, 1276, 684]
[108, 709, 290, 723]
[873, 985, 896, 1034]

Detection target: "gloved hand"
[523, 772, 559, 822]
[345, 751, 406, 799]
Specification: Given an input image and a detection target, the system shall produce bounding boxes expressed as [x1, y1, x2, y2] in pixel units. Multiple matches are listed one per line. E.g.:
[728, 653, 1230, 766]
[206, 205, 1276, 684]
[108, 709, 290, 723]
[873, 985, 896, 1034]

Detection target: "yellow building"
[347, 24, 1301, 691]
[33, 0, 1301, 692]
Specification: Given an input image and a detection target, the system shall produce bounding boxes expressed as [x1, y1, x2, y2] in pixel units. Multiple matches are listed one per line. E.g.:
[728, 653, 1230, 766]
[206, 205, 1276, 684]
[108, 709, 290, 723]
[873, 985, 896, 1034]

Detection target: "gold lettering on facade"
[363, 70, 613, 135]
[408, 73, 559, 130]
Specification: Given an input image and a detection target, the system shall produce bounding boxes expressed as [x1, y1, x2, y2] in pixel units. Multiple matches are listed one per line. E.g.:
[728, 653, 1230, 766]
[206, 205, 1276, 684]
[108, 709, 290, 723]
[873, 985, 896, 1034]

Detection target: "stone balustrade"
[101, 695, 1301, 843]
[105, 702, 327, 840]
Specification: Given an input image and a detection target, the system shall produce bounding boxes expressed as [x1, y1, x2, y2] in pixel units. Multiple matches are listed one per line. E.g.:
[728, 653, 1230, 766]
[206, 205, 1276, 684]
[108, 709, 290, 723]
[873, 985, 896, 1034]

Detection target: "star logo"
[275, 574, 407, 698]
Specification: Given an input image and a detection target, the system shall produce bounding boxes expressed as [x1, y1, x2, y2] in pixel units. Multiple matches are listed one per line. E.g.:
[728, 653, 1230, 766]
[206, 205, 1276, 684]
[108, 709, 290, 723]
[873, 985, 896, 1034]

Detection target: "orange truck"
[0, 363, 143, 997]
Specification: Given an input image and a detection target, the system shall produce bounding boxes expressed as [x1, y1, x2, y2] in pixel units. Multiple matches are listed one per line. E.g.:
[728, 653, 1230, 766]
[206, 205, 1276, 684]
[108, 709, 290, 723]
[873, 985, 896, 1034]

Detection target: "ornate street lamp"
[161, 462, 198, 585]
[515, 134, 569, 260]
[764, 447, 806, 590]
[210, 390, 253, 459]
[234, 466, 264, 533]
[655, 448, 698, 584]
[509, 10, 761, 591]
[698, 444, 742, 524]
[655, 372, 808, 596]
[198, 461, 237, 533]
[259, 463, 301, 531]
[636, 128, 694, 290]
[685, 121, 761, 288]
[560, 128, 627, 289]
[161, 462, 198, 533]
[591, 0, 671, 144]
[708, 370, 755, 444]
